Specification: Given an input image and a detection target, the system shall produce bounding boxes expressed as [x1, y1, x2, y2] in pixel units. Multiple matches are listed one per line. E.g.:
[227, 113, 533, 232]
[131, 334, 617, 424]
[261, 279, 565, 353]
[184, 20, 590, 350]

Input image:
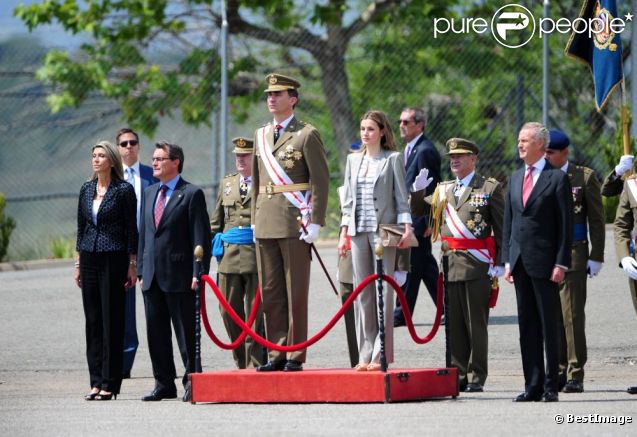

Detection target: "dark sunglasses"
[118, 140, 139, 147]
[398, 119, 413, 125]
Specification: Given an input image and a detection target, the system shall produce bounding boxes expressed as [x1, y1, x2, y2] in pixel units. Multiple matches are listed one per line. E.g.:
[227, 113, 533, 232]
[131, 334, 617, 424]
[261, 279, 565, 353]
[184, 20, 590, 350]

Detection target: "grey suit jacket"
[341, 149, 411, 237]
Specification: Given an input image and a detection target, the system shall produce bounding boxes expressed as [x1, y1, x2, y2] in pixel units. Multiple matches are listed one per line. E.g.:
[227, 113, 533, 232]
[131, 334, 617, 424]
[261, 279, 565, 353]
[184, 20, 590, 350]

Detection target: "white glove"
[587, 260, 603, 278]
[488, 265, 504, 278]
[251, 224, 256, 243]
[621, 257, 637, 280]
[299, 223, 320, 244]
[393, 271, 407, 286]
[411, 168, 434, 192]
[615, 155, 634, 176]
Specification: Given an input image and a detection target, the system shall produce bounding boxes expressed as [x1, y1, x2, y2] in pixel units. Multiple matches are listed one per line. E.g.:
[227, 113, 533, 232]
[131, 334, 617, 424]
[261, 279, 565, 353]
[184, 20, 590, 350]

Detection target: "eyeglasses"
[398, 119, 413, 125]
[118, 140, 139, 147]
[151, 156, 173, 162]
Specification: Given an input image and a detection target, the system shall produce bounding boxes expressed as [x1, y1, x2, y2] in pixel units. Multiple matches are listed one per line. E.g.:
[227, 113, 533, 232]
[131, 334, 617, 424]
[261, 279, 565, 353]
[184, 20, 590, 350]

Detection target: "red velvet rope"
[199, 272, 443, 351]
[199, 284, 261, 350]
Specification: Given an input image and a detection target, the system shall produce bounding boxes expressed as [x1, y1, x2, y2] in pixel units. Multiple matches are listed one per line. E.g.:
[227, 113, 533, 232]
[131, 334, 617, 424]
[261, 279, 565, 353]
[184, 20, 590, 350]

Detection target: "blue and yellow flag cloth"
[566, 0, 624, 112]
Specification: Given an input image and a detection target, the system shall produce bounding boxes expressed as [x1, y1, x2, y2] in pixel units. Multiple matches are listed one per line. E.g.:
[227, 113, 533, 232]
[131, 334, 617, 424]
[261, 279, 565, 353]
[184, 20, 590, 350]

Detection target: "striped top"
[355, 154, 382, 233]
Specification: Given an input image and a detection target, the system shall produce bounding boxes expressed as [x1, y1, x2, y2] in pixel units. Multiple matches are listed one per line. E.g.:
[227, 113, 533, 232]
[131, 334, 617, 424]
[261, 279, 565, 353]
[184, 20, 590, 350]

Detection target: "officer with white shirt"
[116, 128, 158, 378]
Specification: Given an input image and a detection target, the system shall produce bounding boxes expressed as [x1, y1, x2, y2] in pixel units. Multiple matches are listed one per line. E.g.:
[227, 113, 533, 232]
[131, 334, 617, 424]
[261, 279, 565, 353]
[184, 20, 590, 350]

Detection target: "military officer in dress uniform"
[544, 130, 605, 393]
[601, 152, 637, 336]
[601, 154, 634, 197]
[613, 166, 637, 395]
[417, 138, 504, 393]
[252, 73, 329, 372]
[210, 137, 264, 369]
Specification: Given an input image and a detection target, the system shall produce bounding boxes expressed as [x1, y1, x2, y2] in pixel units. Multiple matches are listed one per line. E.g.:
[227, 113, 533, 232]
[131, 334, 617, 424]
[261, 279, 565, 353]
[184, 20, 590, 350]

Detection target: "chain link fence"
[0, 1, 628, 260]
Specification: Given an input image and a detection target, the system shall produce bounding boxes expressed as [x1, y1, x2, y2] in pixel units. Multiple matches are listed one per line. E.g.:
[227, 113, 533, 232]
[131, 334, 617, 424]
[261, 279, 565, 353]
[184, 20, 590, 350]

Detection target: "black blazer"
[76, 178, 138, 254]
[405, 134, 441, 235]
[503, 160, 573, 278]
[138, 177, 211, 293]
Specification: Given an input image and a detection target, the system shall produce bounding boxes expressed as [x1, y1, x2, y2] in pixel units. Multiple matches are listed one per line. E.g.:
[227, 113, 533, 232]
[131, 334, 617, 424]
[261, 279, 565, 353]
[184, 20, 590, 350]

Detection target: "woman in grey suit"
[338, 110, 413, 371]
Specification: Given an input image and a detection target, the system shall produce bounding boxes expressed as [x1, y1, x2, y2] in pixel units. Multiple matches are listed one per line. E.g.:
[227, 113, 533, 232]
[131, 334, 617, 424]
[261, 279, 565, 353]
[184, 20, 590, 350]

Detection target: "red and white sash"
[257, 125, 312, 225]
[440, 184, 493, 264]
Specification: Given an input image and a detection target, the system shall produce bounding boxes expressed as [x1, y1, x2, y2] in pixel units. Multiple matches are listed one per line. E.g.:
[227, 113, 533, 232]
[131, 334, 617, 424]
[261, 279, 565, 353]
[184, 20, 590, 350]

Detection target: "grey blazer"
[341, 149, 411, 237]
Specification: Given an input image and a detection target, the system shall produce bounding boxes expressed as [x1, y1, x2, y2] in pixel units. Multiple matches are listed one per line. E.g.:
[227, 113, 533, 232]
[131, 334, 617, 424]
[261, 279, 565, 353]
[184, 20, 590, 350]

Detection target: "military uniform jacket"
[210, 173, 257, 274]
[614, 175, 637, 260]
[601, 161, 637, 197]
[251, 117, 329, 238]
[567, 164, 605, 272]
[434, 174, 505, 282]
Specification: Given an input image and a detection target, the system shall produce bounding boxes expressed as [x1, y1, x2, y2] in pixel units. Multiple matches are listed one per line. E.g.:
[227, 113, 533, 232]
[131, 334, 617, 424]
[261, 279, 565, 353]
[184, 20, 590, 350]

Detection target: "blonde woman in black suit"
[338, 110, 413, 371]
[75, 140, 138, 401]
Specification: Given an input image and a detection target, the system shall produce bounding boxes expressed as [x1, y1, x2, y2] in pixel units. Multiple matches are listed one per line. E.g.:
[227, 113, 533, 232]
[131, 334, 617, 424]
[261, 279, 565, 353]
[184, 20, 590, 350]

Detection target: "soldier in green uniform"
[601, 154, 633, 197]
[613, 165, 637, 395]
[210, 137, 264, 369]
[544, 130, 605, 393]
[602, 152, 637, 331]
[416, 138, 504, 393]
[252, 73, 330, 372]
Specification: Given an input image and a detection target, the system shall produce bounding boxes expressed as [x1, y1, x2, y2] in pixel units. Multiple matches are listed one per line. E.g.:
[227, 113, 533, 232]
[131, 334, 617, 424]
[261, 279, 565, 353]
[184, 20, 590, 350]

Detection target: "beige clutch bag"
[378, 224, 419, 248]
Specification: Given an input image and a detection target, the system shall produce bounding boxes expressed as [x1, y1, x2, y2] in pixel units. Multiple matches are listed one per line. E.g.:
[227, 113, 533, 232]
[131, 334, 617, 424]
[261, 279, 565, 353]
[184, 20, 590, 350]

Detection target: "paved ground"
[1, 231, 636, 436]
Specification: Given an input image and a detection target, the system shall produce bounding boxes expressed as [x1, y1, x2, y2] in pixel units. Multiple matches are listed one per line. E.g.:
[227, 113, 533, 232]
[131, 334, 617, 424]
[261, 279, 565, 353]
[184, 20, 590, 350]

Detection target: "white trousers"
[350, 232, 396, 365]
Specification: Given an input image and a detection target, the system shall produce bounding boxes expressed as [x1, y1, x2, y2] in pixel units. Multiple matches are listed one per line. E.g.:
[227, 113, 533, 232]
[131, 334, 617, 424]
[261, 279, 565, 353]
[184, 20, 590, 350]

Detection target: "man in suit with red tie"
[138, 142, 211, 402]
[503, 122, 572, 403]
[393, 107, 441, 327]
[116, 128, 158, 379]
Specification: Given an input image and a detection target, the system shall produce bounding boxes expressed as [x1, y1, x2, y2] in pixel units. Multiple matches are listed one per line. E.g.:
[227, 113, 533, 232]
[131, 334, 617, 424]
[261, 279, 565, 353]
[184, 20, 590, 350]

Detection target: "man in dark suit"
[138, 142, 211, 402]
[116, 128, 158, 379]
[394, 107, 441, 327]
[503, 122, 573, 403]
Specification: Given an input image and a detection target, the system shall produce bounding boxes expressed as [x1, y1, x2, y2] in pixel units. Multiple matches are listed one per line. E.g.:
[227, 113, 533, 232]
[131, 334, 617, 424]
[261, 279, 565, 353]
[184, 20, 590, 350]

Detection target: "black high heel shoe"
[94, 391, 117, 401]
[84, 389, 100, 401]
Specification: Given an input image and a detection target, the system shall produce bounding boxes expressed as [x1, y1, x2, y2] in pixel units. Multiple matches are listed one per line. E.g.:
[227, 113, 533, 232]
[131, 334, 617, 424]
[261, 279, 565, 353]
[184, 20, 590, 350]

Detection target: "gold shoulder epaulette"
[484, 177, 499, 186]
[224, 172, 238, 179]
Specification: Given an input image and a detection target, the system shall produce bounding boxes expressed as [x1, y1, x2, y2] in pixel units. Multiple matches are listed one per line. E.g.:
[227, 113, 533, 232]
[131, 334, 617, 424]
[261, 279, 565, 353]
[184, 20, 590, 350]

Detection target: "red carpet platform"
[190, 367, 458, 403]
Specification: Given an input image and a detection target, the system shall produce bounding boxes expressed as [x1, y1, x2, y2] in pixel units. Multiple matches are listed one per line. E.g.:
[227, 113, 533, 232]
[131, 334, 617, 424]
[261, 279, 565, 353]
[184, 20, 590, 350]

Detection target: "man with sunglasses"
[393, 107, 441, 327]
[116, 128, 158, 379]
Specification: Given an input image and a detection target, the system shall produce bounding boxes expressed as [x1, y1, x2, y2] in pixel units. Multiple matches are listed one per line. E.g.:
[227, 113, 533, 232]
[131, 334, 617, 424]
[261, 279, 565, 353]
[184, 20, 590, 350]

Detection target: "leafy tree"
[15, 0, 453, 163]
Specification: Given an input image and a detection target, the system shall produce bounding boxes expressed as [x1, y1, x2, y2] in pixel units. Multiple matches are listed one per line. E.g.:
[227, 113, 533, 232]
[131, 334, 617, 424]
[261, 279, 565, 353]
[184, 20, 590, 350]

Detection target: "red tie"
[274, 124, 283, 143]
[154, 185, 168, 227]
[522, 166, 534, 207]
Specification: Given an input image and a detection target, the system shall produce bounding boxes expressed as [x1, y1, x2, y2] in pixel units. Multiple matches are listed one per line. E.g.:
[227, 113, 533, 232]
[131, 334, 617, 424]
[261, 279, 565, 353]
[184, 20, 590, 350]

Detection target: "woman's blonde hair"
[360, 110, 397, 151]
[91, 140, 124, 181]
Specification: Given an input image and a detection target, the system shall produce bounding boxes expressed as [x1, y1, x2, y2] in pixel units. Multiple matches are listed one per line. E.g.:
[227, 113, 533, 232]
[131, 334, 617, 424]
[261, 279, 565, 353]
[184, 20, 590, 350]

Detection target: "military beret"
[232, 137, 254, 154]
[547, 129, 570, 150]
[264, 73, 301, 92]
[446, 138, 479, 155]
